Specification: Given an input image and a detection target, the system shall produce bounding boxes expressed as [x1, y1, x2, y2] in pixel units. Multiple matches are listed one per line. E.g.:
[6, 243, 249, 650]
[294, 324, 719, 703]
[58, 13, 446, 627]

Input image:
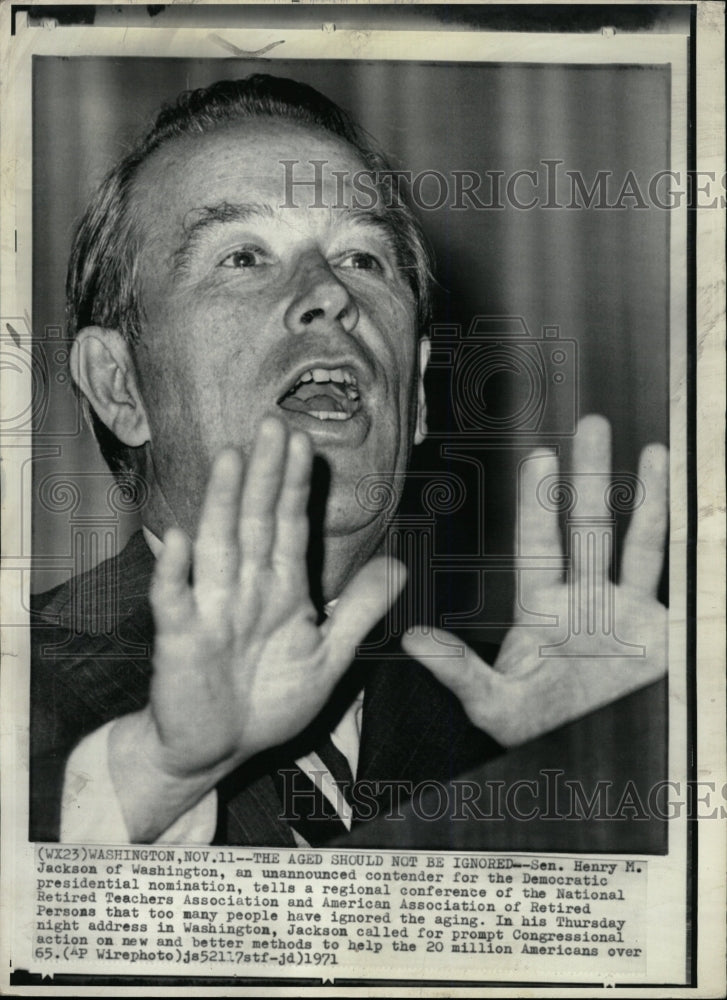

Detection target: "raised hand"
[109, 416, 403, 840]
[402, 415, 668, 748]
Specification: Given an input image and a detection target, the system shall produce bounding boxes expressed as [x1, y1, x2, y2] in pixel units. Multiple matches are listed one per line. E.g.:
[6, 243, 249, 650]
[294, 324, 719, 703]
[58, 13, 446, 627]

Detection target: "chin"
[326, 460, 405, 524]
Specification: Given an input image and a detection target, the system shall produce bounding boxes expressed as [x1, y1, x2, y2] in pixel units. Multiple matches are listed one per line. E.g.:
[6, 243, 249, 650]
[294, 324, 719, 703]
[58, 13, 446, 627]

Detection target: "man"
[31, 74, 668, 846]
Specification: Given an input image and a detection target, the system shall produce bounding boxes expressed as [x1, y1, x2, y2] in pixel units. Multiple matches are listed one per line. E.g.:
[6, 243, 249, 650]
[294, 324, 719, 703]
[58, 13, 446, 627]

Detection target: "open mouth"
[277, 366, 362, 422]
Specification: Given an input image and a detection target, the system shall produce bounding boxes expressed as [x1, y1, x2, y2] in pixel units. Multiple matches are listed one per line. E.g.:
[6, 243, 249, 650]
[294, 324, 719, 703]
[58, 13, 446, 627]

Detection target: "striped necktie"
[274, 733, 355, 846]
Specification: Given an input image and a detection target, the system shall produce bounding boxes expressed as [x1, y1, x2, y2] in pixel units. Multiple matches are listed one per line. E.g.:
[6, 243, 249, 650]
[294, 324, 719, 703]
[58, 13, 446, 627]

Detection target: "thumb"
[402, 625, 504, 727]
[323, 556, 407, 665]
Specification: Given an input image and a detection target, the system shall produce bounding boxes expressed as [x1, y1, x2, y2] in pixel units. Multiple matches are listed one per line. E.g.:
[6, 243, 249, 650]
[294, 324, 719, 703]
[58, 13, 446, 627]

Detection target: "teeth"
[299, 367, 357, 385]
[310, 411, 350, 421]
[290, 367, 359, 394]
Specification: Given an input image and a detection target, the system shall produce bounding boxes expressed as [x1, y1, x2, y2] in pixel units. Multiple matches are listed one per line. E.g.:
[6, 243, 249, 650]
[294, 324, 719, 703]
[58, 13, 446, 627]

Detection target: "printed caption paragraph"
[31, 847, 647, 978]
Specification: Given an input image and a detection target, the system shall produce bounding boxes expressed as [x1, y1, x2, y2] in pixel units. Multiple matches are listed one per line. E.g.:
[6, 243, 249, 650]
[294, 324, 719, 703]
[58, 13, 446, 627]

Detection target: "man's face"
[129, 118, 424, 539]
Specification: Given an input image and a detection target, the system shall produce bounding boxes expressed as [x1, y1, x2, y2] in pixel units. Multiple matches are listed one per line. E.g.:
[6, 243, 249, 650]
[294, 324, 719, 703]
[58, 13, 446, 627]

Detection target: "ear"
[414, 336, 431, 446]
[70, 327, 150, 447]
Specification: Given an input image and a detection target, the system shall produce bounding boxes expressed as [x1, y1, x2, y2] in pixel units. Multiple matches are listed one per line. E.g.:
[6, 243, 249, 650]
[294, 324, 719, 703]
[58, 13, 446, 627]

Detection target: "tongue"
[280, 393, 342, 413]
[279, 380, 351, 414]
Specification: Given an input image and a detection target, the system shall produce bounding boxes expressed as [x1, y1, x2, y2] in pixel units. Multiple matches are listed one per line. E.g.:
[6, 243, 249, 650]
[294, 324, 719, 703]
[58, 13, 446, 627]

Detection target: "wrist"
[108, 709, 231, 842]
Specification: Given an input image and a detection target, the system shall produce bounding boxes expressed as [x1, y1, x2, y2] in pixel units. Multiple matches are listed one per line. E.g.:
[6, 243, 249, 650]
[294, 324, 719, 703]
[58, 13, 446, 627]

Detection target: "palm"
[149, 418, 399, 778]
[403, 415, 668, 747]
[486, 582, 666, 746]
[150, 592, 327, 770]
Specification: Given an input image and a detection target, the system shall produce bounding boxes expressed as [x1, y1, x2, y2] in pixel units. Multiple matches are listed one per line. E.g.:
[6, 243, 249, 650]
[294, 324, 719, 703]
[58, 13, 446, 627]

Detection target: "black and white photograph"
[1, 2, 724, 995]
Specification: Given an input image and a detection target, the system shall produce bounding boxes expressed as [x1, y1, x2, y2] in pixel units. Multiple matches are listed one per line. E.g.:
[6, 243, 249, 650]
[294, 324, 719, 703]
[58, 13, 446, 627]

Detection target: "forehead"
[131, 118, 375, 245]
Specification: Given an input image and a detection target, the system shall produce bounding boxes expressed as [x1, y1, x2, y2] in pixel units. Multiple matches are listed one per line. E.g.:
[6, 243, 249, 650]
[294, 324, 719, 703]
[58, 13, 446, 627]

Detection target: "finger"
[150, 527, 194, 629]
[401, 625, 504, 728]
[194, 449, 244, 593]
[571, 414, 612, 581]
[272, 430, 313, 581]
[620, 442, 669, 594]
[516, 448, 562, 583]
[239, 416, 287, 566]
[323, 556, 408, 668]
[571, 413, 612, 512]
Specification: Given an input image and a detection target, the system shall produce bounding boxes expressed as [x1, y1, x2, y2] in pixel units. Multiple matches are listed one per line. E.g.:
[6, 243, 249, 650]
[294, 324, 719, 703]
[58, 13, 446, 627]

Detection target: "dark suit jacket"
[30, 530, 502, 844]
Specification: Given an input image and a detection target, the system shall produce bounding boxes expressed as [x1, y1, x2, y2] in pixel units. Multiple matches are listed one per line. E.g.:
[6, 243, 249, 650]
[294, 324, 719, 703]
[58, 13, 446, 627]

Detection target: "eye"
[338, 251, 384, 271]
[219, 246, 267, 268]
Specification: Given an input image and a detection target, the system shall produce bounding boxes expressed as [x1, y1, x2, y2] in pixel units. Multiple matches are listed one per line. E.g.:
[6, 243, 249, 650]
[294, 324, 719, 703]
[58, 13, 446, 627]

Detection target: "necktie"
[274, 733, 355, 846]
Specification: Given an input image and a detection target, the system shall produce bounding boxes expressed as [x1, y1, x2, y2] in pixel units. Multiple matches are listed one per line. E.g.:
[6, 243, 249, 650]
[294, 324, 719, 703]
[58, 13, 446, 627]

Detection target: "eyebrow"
[172, 202, 275, 273]
[171, 201, 402, 275]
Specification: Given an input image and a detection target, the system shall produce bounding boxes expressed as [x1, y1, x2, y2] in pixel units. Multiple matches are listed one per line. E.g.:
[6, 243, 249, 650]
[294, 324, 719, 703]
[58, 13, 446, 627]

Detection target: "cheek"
[134, 344, 212, 490]
[365, 294, 418, 378]
[137, 340, 191, 424]
[137, 295, 257, 417]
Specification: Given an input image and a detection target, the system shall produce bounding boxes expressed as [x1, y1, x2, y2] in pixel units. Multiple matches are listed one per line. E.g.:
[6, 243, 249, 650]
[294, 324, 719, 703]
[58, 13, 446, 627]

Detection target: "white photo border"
[1, 2, 723, 996]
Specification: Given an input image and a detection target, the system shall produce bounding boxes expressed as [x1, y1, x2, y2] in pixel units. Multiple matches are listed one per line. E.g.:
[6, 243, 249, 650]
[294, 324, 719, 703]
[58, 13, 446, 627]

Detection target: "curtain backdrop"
[32, 57, 669, 642]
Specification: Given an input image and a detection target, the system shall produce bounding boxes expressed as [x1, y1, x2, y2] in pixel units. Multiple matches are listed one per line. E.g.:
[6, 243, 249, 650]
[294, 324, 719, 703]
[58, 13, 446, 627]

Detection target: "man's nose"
[283, 255, 359, 336]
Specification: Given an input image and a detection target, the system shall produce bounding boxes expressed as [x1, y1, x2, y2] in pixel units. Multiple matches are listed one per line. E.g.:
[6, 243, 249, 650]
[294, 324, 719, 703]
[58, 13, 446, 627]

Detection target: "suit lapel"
[218, 772, 296, 847]
[38, 530, 157, 722]
[31, 532, 157, 840]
